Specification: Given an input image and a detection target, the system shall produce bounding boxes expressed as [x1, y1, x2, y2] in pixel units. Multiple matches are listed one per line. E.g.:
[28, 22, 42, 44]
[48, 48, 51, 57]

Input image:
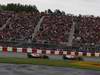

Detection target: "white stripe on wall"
[78, 52, 83, 56]
[0, 46, 3, 51]
[71, 52, 75, 55]
[37, 49, 42, 54]
[55, 51, 59, 55]
[63, 51, 67, 54]
[87, 53, 91, 56]
[27, 48, 32, 53]
[46, 50, 51, 54]
[17, 48, 23, 53]
[95, 53, 100, 57]
[7, 47, 13, 51]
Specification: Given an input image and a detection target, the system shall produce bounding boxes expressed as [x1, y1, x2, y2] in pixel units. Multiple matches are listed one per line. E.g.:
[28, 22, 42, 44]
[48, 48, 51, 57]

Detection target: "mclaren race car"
[27, 53, 49, 59]
[63, 55, 83, 61]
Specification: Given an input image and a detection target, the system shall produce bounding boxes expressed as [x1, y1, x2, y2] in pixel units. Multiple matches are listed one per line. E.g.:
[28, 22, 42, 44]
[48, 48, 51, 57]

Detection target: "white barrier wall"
[0, 46, 100, 57]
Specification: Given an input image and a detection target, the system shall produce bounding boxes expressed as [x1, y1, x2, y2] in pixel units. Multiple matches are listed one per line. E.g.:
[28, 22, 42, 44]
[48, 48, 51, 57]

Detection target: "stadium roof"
[0, 0, 100, 16]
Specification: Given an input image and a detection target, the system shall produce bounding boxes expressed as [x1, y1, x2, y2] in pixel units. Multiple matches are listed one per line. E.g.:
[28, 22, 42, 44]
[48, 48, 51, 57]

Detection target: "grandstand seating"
[0, 11, 100, 46]
[0, 12, 12, 27]
[0, 12, 41, 41]
[35, 15, 73, 44]
[73, 15, 100, 46]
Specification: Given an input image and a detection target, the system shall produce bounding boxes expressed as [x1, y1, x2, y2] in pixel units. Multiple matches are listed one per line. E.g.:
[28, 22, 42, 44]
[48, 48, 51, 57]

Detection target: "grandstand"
[0, 4, 100, 51]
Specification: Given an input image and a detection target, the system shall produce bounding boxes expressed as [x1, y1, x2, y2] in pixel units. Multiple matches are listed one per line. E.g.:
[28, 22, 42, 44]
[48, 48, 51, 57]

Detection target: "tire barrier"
[0, 46, 100, 57]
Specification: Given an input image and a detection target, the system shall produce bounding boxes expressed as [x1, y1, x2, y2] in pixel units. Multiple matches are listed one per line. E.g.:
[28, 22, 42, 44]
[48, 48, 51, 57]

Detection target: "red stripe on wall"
[32, 48, 37, 53]
[13, 48, 17, 52]
[3, 47, 7, 52]
[59, 51, 63, 55]
[42, 50, 46, 54]
[83, 52, 87, 56]
[67, 51, 71, 55]
[91, 53, 95, 56]
[75, 52, 78, 56]
[51, 50, 55, 54]
[22, 48, 27, 53]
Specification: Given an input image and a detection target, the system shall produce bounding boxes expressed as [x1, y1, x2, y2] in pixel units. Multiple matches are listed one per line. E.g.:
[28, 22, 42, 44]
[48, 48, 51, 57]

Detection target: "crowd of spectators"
[73, 15, 100, 46]
[0, 12, 12, 27]
[0, 12, 41, 41]
[0, 11, 100, 46]
[35, 15, 73, 44]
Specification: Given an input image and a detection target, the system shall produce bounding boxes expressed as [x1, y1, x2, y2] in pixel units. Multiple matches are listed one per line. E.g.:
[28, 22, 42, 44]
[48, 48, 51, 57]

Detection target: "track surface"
[0, 52, 100, 75]
[0, 63, 100, 75]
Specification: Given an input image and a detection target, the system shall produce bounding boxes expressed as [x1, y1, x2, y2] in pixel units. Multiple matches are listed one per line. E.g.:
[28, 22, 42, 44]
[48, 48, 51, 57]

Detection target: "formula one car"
[63, 55, 83, 61]
[27, 53, 49, 59]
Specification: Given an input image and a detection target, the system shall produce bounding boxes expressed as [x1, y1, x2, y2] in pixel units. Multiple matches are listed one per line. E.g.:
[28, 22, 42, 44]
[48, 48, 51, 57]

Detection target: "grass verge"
[0, 57, 100, 71]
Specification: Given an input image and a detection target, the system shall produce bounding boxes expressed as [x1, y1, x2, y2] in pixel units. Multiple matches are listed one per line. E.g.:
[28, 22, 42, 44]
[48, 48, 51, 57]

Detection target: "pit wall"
[0, 46, 100, 57]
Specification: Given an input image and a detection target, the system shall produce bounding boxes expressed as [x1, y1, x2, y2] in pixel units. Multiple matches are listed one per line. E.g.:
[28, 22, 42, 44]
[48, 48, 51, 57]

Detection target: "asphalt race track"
[0, 63, 100, 75]
[0, 52, 100, 75]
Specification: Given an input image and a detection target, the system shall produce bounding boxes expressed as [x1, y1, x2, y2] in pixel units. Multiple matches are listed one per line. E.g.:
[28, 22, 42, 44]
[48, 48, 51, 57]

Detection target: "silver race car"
[27, 53, 49, 59]
[63, 55, 83, 61]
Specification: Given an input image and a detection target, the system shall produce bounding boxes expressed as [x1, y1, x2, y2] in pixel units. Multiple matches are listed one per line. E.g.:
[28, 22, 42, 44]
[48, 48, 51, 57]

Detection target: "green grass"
[0, 57, 100, 71]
